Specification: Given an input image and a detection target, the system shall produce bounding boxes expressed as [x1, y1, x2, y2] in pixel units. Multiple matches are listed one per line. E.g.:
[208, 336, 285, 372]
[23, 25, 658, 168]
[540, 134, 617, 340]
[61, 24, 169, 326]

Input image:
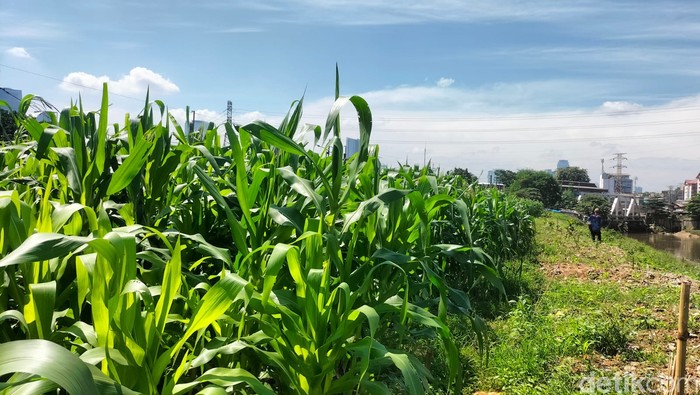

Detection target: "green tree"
[560, 189, 578, 209]
[493, 169, 516, 187]
[0, 109, 17, 143]
[450, 167, 477, 183]
[642, 193, 668, 217]
[576, 195, 611, 222]
[686, 194, 700, 220]
[555, 166, 590, 183]
[514, 187, 542, 202]
[509, 169, 562, 208]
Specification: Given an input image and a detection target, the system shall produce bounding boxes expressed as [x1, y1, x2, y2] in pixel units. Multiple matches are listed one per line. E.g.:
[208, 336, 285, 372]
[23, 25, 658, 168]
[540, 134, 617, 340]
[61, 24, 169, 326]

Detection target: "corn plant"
[0, 74, 536, 394]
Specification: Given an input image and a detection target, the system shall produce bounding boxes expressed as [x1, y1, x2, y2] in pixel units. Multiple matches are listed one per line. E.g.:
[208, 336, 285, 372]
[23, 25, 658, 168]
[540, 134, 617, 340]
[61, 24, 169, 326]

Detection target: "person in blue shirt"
[587, 207, 603, 242]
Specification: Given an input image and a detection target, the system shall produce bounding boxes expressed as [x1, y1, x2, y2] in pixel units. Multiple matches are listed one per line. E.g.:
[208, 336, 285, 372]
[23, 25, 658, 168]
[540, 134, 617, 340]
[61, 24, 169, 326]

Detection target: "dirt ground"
[543, 262, 695, 287]
[544, 259, 700, 392]
[674, 231, 700, 240]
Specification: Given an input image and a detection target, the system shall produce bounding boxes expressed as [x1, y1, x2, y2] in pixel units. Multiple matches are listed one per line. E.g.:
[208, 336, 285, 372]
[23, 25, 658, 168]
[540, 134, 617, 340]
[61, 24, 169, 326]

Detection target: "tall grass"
[0, 77, 535, 394]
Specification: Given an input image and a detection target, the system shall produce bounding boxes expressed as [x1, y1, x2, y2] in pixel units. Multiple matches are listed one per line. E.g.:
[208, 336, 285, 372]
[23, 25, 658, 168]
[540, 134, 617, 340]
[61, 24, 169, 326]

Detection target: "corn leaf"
[0, 339, 99, 394]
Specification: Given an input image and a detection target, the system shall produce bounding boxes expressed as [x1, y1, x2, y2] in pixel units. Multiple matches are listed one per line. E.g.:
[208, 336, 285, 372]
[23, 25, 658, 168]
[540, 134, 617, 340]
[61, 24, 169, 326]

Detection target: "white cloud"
[436, 78, 454, 88]
[6, 47, 32, 59]
[337, 79, 614, 113]
[169, 108, 224, 127]
[297, 84, 700, 192]
[60, 67, 180, 96]
[599, 101, 643, 114]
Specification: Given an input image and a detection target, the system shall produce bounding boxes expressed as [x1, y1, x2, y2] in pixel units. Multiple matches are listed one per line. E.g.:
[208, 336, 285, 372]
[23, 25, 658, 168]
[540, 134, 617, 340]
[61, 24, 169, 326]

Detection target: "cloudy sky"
[2, 0, 700, 192]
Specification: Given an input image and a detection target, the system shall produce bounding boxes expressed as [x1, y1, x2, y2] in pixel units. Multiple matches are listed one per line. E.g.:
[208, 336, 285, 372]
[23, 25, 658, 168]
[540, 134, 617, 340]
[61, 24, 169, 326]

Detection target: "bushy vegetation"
[686, 194, 700, 220]
[0, 81, 537, 394]
[576, 194, 611, 221]
[0, 109, 17, 142]
[554, 166, 589, 183]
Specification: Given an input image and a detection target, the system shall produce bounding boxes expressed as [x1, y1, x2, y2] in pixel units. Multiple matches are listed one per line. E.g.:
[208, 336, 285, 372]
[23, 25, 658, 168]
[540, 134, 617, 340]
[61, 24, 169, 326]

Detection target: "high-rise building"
[345, 137, 360, 158]
[487, 170, 499, 185]
[0, 88, 22, 112]
[556, 159, 569, 169]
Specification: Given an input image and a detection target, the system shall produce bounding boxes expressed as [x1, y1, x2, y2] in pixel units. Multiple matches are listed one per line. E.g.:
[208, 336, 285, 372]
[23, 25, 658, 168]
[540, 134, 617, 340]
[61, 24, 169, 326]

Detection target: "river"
[626, 232, 700, 263]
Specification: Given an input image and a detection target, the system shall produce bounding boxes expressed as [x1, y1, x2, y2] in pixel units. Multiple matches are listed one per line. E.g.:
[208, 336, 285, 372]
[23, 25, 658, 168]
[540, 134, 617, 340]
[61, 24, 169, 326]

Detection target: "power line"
[0, 87, 22, 101]
[6, 62, 700, 127]
[371, 118, 700, 134]
[372, 130, 700, 145]
[0, 63, 145, 101]
[371, 106, 700, 121]
[232, 103, 700, 122]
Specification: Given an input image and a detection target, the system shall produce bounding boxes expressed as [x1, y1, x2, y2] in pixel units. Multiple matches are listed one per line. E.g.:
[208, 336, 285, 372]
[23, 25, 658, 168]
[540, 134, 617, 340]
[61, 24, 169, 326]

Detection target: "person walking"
[588, 207, 603, 242]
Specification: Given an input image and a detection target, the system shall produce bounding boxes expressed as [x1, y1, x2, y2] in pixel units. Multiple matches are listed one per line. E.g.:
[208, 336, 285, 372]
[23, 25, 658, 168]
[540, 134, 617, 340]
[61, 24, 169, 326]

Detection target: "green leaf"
[323, 95, 372, 161]
[277, 166, 325, 213]
[262, 244, 298, 305]
[106, 136, 152, 196]
[51, 147, 83, 196]
[173, 368, 275, 395]
[171, 273, 251, 354]
[343, 189, 411, 232]
[0, 233, 89, 267]
[95, 83, 109, 175]
[155, 238, 182, 334]
[193, 144, 221, 174]
[192, 164, 249, 254]
[0, 310, 28, 334]
[268, 204, 305, 233]
[241, 121, 306, 157]
[26, 281, 56, 339]
[0, 339, 99, 394]
[51, 203, 98, 233]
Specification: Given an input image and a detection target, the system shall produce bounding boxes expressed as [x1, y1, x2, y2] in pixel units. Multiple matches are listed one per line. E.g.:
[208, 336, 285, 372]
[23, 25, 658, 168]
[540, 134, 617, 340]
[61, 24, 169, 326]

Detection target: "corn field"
[0, 79, 535, 394]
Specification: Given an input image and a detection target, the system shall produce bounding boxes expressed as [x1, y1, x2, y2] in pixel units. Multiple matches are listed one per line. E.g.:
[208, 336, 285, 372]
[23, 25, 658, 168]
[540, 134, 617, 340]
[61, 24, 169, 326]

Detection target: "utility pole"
[225, 100, 232, 146]
[191, 110, 196, 135]
[668, 185, 675, 205]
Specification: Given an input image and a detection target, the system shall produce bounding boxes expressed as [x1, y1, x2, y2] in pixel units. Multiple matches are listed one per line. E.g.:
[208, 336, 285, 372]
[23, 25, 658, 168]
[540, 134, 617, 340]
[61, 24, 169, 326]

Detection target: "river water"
[626, 233, 700, 263]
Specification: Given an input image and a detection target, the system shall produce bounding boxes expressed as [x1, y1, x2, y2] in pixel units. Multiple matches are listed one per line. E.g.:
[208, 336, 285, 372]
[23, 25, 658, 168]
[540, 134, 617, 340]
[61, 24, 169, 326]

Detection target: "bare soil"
[543, 251, 700, 391]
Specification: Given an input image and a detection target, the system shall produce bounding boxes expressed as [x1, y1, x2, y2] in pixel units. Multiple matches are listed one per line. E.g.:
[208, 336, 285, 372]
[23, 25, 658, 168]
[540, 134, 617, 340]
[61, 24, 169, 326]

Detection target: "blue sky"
[2, 0, 700, 192]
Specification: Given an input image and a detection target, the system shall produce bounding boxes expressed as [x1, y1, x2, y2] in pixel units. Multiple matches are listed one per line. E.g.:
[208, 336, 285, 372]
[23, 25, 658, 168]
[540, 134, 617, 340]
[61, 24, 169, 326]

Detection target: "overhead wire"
[372, 130, 700, 145]
[4, 63, 699, 134]
[370, 118, 700, 134]
[0, 63, 145, 102]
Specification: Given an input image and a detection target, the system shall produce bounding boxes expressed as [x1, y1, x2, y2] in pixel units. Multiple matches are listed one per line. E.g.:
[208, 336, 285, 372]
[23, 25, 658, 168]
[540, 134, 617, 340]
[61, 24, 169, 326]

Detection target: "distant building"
[193, 120, 210, 132]
[186, 119, 212, 134]
[30, 111, 54, 123]
[0, 87, 22, 112]
[593, 158, 642, 217]
[345, 137, 360, 159]
[487, 170, 499, 185]
[683, 173, 700, 201]
[556, 159, 570, 169]
[560, 180, 608, 197]
[600, 172, 634, 194]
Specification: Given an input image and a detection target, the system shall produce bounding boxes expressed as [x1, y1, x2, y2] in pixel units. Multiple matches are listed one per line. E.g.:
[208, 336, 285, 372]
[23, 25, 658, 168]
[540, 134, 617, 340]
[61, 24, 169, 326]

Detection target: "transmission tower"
[610, 153, 627, 217]
[611, 153, 627, 194]
[225, 100, 232, 146]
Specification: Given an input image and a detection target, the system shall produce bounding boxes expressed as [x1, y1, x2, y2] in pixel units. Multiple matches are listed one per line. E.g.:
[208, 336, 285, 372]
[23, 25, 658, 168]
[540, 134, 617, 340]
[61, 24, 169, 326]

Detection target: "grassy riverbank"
[465, 213, 700, 394]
